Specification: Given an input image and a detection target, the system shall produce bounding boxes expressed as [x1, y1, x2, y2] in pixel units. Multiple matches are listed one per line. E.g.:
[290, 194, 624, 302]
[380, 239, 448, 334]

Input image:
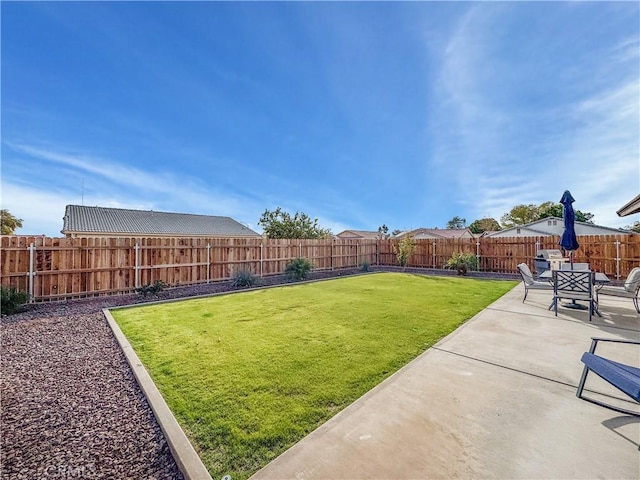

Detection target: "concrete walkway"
[253, 284, 640, 479]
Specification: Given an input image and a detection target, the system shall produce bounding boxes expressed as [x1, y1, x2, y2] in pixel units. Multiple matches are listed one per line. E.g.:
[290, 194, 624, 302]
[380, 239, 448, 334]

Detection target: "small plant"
[393, 235, 416, 270]
[360, 260, 372, 272]
[1, 286, 29, 315]
[285, 257, 313, 281]
[446, 252, 478, 275]
[231, 270, 259, 288]
[136, 280, 166, 297]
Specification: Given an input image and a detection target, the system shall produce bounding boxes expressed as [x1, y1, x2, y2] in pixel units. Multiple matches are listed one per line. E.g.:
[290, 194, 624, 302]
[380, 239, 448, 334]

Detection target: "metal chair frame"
[517, 263, 552, 302]
[552, 270, 595, 321]
[577, 337, 640, 418]
[598, 266, 640, 314]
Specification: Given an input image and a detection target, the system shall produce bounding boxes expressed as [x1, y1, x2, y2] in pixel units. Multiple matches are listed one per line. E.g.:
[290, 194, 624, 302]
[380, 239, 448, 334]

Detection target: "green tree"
[391, 229, 402, 237]
[446, 216, 466, 229]
[258, 208, 332, 239]
[537, 201, 562, 219]
[625, 221, 640, 233]
[0, 209, 23, 235]
[500, 204, 540, 228]
[377, 224, 390, 239]
[538, 201, 594, 224]
[469, 218, 501, 234]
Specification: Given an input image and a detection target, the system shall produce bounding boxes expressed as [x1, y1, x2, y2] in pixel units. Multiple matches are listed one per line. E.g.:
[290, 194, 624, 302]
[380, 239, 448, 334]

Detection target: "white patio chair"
[517, 263, 552, 302]
[598, 267, 640, 314]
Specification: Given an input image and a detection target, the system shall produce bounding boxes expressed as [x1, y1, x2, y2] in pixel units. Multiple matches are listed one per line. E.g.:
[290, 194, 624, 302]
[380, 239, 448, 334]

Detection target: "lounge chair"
[577, 337, 640, 417]
[598, 267, 640, 314]
[517, 263, 552, 302]
[553, 270, 595, 321]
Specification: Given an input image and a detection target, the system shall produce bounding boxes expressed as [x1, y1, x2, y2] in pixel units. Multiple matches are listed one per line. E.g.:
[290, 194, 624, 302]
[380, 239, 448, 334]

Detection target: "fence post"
[299, 242, 302, 258]
[331, 239, 334, 271]
[260, 242, 264, 277]
[134, 243, 140, 288]
[615, 240, 620, 280]
[432, 241, 436, 268]
[206, 243, 211, 284]
[27, 243, 35, 303]
[476, 240, 481, 272]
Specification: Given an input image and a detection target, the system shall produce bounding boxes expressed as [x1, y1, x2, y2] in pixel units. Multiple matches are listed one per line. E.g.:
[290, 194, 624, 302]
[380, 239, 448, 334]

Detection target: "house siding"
[487, 217, 630, 238]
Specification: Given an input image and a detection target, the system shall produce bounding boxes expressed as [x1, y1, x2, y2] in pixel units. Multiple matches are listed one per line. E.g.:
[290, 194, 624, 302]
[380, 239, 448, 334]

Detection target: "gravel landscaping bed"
[1, 269, 364, 479]
[1, 267, 517, 479]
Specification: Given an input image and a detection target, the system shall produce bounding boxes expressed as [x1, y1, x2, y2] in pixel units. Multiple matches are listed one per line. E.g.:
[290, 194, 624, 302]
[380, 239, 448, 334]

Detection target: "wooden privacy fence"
[1, 234, 638, 302]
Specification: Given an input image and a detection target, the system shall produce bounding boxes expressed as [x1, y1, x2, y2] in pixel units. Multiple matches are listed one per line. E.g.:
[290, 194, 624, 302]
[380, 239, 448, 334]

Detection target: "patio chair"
[577, 337, 640, 417]
[552, 270, 595, 321]
[598, 267, 640, 314]
[517, 263, 552, 302]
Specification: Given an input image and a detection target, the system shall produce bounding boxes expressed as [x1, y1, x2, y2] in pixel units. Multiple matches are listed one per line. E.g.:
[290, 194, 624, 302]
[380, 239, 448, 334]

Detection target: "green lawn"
[112, 272, 516, 479]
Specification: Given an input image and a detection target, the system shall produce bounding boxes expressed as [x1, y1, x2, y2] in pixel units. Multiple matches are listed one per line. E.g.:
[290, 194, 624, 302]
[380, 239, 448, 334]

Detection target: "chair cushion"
[517, 263, 535, 285]
[581, 352, 640, 402]
[599, 286, 635, 298]
[624, 267, 640, 293]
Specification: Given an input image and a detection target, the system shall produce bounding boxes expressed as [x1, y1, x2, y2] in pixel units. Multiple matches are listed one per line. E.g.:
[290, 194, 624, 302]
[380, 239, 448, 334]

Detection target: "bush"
[393, 235, 417, 269]
[360, 261, 372, 272]
[231, 270, 259, 288]
[1, 286, 29, 315]
[446, 252, 478, 275]
[136, 280, 166, 297]
[285, 257, 313, 281]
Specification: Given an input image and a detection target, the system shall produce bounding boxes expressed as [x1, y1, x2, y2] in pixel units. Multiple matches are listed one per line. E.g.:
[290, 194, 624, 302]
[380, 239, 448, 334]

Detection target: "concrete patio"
[252, 283, 640, 479]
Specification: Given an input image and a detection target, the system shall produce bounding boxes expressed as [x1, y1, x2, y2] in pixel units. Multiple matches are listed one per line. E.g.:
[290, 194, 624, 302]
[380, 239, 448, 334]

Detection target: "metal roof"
[62, 205, 260, 237]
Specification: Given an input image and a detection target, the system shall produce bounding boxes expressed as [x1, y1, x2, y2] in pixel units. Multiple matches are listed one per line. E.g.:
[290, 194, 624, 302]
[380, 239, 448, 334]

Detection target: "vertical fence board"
[2, 234, 638, 301]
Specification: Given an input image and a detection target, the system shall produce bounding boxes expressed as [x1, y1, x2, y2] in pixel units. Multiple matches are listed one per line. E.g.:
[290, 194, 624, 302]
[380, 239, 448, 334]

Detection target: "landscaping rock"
[1, 267, 517, 479]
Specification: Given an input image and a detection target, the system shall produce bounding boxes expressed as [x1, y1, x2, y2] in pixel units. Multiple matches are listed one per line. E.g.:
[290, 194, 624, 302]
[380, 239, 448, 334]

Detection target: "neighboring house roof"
[395, 228, 475, 239]
[617, 194, 640, 217]
[486, 217, 632, 238]
[61, 205, 260, 237]
[336, 230, 382, 240]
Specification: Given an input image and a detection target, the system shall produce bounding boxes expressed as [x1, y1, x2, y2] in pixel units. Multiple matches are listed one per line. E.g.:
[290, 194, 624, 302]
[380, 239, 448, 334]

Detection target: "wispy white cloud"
[430, 5, 639, 228]
[0, 183, 69, 236]
[549, 78, 639, 226]
[2, 142, 267, 235]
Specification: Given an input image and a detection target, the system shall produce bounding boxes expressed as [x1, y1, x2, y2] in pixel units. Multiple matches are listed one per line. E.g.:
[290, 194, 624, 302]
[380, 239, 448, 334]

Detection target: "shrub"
[1, 286, 29, 315]
[231, 270, 259, 288]
[446, 252, 478, 275]
[285, 257, 313, 281]
[360, 261, 372, 272]
[393, 235, 416, 269]
[136, 280, 166, 297]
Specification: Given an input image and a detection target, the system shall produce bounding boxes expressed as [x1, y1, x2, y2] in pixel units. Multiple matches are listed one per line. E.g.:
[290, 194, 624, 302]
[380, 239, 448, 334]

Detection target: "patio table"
[539, 270, 610, 284]
[539, 270, 610, 316]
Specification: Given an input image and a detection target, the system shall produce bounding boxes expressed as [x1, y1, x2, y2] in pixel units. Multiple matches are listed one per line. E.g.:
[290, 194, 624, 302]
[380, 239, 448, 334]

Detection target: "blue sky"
[2, 1, 639, 237]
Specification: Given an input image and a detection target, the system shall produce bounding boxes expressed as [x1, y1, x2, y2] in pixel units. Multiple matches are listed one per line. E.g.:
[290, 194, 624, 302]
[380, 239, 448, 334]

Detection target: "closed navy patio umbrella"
[559, 190, 579, 267]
